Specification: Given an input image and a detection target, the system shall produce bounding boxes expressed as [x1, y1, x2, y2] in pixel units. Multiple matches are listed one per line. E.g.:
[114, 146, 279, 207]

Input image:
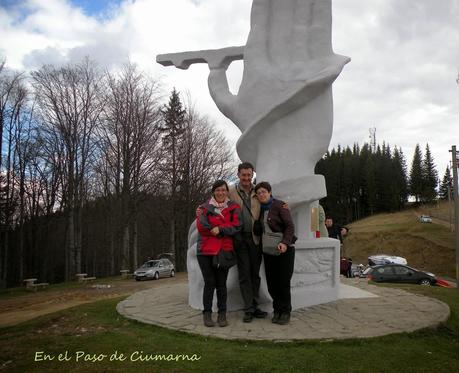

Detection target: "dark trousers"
[263, 246, 295, 313]
[234, 233, 263, 312]
[197, 255, 229, 313]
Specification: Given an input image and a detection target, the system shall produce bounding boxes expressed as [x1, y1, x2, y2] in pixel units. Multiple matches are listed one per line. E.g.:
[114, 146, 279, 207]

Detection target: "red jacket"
[196, 200, 242, 256]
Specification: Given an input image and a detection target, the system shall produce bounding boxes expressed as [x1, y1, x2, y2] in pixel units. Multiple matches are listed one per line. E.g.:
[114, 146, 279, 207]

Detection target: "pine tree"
[421, 143, 438, 202]
[360, 144, 376, 215]
[317, 141, 410, 221]
[439, 166, 453, 200]
[392, 147, 408, 209]
[409, 144, 423, 202]
[159, 88, 186, 270]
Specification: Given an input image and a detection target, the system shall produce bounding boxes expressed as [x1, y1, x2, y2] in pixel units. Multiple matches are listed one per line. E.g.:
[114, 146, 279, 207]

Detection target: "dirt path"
[0, 273, 187, 328]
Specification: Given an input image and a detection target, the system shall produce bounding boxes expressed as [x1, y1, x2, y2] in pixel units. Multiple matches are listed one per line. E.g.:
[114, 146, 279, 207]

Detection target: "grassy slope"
[343, 204, 455, 278]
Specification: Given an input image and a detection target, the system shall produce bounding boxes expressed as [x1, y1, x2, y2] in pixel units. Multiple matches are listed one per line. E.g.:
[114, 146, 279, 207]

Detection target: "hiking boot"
[243, 312, 253, 323]
[277, 312, 291, 325]
[203, 312, 215, 327]
[253, 308, 268, 318]
[217, 313, 228, 327]
[271, 311, 281, 324]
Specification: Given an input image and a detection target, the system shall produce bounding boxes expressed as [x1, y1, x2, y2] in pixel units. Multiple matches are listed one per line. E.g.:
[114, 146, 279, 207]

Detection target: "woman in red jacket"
[196, 180, 242, 327]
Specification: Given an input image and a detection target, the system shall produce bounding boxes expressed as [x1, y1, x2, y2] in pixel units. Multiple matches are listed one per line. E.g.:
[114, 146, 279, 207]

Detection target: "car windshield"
[141, 261, 159, 268]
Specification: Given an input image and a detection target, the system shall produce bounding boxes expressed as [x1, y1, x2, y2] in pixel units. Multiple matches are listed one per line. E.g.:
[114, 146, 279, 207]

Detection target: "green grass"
[0, 276, 125, 300]
[344, 207, 456, 278]
[1, 285, 459, 372]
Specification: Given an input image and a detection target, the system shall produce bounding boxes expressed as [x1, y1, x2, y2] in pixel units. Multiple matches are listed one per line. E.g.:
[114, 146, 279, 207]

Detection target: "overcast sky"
[1, 0, 458, 178]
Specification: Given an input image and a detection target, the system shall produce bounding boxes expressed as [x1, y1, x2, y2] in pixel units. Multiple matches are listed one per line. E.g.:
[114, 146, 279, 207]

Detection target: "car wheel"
[170, 269, 175, 277]
[135, 277, 141, 281]
[154, 272, 159, 280]
[419, 279, 431, 286]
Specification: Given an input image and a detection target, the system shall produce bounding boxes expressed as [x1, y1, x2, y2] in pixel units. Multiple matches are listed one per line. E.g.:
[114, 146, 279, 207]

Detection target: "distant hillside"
[342, 202, 455, 278]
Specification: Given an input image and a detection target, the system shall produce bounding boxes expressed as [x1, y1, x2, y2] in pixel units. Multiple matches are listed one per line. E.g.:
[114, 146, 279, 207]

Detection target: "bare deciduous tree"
[31, 58, 103, 280]
[0, 64, 28, 287]
[98, 62, 162, 271]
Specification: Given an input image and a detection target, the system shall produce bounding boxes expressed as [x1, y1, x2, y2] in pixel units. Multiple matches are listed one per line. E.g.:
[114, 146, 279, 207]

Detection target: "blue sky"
[0, 0, 121, 17]
[70, 0, 121, 16]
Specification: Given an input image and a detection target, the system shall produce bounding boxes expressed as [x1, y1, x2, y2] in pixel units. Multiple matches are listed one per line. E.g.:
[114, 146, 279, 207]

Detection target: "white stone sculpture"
[158, 0, 350, 311]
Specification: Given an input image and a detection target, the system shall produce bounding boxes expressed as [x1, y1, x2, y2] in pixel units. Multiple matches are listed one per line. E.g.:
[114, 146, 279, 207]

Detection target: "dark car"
[362, 264, 437, 285]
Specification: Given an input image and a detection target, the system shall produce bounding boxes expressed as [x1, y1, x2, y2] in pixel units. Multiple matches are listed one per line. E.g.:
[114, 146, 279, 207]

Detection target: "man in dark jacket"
[325, 217, 344, 243]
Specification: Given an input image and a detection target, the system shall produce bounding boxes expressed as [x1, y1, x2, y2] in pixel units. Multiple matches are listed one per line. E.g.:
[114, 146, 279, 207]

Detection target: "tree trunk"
[18, 225, 24, 281]
[133, 220, 138, 270]
[75, 206, 82, 274]
[66, 209, 75, 281]
[171, 218, 178, 269]
[122, 225, 129, 270]
[92, 248, 96, 277]
[1, 231, 8, 287]
[110, 230, 115, 275]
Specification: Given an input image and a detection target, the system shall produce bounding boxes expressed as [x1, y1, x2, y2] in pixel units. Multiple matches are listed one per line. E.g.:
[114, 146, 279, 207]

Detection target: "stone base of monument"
[187, 230, 340, 312]
[290, 238, 340, 309]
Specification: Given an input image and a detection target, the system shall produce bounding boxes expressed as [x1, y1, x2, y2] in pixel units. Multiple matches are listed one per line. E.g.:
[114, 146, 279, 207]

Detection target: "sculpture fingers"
[208, 68, 240, 127]
[157, 46, 244, 70]
[293, 0, 332, 61]
[245, 0, 271, 64]
[265, 0, 297, 66]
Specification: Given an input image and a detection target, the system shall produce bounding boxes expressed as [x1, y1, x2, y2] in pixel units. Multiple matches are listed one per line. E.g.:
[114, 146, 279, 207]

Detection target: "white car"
[368, 255, 407, 266]
[419, 215, 432, 223]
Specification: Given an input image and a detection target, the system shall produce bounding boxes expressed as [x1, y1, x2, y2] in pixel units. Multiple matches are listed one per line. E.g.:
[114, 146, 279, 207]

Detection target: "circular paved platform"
[116, 279, 450, 341]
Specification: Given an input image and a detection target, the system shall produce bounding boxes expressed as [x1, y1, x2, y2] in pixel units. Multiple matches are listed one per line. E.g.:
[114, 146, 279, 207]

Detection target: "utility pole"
[450, 145, 459, 288]
[448, 183, 453, 232]
[369, 127, 376, 153]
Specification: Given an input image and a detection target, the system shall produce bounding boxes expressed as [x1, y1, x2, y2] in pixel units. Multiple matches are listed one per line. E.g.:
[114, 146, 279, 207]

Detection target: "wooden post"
[451, 146, 459, 288]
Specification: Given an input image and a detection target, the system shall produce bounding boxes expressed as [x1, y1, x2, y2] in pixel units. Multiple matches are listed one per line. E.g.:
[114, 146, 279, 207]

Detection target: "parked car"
[362, 264, 437, 285]
[133, 259, 175, 281]
[419, 215, 432, 223]
[368, 254, 407, 266]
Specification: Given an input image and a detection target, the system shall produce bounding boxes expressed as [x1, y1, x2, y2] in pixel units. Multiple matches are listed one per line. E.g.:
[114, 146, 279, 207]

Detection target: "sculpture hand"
[208, 0, 349, 132]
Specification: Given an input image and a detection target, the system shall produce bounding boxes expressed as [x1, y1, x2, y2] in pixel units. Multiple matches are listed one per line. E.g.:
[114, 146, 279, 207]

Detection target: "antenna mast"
[369, 127, 376, 153]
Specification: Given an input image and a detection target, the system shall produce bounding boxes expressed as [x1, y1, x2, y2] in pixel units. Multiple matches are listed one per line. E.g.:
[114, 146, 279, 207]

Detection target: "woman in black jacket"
[255, 181, 297, 325]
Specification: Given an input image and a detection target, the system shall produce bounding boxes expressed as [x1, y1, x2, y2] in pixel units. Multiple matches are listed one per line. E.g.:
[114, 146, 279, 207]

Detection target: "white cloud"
[1, 0, 458, 176]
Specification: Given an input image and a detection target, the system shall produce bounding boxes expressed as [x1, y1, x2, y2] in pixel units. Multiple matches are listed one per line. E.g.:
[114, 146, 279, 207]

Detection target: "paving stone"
[116, 278, 450, 341]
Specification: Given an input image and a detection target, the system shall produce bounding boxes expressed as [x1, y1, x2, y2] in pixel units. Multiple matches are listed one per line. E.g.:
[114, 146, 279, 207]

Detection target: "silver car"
[134, 259, 175, 281]
[419, 215, 432, 223]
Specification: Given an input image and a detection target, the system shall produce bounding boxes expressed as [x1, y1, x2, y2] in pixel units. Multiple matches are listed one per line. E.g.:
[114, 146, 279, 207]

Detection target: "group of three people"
[196, 162, 297, 327]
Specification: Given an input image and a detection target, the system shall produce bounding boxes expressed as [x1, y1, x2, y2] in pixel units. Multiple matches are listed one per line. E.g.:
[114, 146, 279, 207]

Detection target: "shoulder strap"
[236, 189, 254, 219]
[262, 210, 273, 233]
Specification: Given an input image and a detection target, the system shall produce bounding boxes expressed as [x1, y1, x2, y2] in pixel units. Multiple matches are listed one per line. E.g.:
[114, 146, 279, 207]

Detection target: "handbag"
[212, 249, 237, 269]
[261, 211, 282, 256]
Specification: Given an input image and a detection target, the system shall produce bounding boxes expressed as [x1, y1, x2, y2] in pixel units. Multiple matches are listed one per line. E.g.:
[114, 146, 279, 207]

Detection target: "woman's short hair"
[211, 179, 229, 193]
[254, 181, 272, 193]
